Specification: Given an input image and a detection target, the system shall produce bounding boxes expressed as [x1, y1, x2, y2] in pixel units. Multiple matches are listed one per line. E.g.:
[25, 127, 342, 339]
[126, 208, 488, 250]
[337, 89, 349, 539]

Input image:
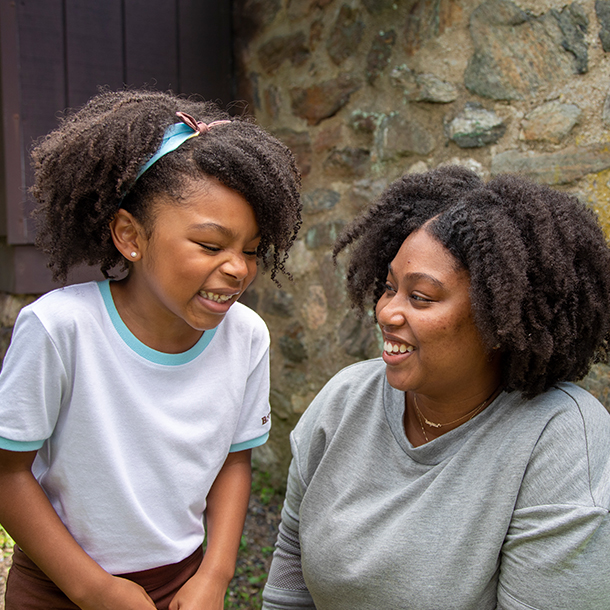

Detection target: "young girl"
[0, 90, 301, 610]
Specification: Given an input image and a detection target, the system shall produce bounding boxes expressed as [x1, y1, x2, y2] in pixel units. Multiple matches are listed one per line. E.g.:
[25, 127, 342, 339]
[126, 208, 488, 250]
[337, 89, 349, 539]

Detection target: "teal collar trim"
[98, 280, 217, 365]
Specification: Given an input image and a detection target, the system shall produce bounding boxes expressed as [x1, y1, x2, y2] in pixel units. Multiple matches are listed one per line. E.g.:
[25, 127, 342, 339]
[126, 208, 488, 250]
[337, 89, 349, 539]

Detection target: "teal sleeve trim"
[0, 436, 45, 451]
[230, 431, 269, 453]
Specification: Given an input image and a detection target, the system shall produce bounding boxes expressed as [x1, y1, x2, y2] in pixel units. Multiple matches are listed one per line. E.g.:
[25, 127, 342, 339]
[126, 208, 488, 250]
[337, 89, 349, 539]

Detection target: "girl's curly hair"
[334, 165, 610, 398]
[31, 89, 302, 284]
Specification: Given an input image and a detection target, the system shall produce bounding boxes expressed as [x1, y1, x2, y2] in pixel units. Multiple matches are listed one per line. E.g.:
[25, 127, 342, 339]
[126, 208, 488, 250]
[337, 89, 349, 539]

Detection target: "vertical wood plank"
[178, 0, 233, 104]
[16, 0, 67, 243]
[0, 0, 234, 291]
[65, 0, 124, 108]
[124, 0, 179, 90]
[0, 0, 21, 240]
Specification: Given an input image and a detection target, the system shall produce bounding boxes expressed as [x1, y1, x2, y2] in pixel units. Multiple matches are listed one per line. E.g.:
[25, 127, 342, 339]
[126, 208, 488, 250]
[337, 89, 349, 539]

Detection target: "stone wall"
[0, 294, 38, 360]
[2, 0, 610, 482]
[234, 0, 610, 477]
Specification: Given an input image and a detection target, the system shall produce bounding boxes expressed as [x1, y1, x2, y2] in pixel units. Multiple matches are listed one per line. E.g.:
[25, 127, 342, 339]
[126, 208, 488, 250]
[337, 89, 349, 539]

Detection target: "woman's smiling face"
[376, 227, 498, 402]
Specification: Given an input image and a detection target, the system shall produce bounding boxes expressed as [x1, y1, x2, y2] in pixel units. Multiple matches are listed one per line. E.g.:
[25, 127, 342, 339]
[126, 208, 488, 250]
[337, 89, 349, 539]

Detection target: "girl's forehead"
[154, 177, 249, 211]
[153, 181, 257, 229]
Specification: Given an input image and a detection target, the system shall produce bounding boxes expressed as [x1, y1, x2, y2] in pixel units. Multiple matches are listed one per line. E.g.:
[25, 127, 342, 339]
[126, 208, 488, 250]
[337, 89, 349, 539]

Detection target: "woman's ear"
[109, 209, 145, 262]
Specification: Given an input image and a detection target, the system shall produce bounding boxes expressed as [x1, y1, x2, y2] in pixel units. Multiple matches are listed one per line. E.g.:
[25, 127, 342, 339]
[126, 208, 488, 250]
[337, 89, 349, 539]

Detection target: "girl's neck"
[109, 278, 204, 354]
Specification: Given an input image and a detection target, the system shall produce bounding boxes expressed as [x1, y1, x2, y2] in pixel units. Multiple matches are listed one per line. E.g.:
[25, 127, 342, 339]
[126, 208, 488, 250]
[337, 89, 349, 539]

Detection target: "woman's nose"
[377, 297, 406, 328]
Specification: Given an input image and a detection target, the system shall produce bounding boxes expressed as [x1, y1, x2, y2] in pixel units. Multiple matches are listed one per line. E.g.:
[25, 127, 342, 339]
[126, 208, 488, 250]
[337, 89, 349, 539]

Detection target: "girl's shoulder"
[7, 282, 106, 369]
[218, 301, 270, 343]
[21, 281, 103, 329]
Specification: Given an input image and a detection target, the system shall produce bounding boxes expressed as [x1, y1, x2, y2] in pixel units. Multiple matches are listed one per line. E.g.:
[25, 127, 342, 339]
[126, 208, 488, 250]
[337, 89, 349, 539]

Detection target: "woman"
[262, 166, 610, 610]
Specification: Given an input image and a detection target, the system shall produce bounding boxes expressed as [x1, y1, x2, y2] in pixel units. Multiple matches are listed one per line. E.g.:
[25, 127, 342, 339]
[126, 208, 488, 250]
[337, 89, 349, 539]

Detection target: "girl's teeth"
[201, 291, 232, 303]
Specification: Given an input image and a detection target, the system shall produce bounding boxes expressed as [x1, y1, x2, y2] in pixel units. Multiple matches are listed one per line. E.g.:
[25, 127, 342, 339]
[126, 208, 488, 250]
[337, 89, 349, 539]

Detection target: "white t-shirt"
[0, 280, 271, 573]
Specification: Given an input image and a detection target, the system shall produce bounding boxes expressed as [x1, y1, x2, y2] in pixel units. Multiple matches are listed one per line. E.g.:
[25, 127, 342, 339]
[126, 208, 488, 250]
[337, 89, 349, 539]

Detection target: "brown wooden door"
[0, 0, 232, 292]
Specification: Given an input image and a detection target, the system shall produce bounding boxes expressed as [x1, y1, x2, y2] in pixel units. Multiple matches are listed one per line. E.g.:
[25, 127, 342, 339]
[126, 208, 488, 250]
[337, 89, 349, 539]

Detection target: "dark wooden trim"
[18, 0, 66, 243]
[0, 0, 27, 244]
[0, 0, 234, 294]
[65, 0, 125, 108]
[178, 0, 233, 104]
[124, 0, 179, 90]
[0, 241, 104, 294]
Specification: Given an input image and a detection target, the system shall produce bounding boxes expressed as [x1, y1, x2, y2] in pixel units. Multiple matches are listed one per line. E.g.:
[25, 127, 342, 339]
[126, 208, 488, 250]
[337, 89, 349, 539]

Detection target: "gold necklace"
[413, 402, 430, 443]
[412, 389, 498, 430]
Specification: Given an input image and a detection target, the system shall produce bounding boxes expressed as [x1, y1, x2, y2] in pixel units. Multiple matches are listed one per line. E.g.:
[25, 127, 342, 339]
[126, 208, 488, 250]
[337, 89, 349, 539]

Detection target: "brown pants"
[4, 545, 203, 610]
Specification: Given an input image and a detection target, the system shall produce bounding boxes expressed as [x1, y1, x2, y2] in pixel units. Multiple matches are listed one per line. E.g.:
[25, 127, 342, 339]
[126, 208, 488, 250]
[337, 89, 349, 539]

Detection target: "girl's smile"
[110, 178, 260, 353]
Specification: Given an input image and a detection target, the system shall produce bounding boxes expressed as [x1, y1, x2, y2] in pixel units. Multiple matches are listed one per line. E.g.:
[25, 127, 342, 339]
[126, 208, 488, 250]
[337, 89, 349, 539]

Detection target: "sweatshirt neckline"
[383, 377, 509, 465]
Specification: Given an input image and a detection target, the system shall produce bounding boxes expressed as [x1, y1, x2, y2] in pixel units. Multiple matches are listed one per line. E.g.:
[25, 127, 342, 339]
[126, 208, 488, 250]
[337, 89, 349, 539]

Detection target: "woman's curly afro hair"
[31, 89, 302, 284]
[334, 165, 610, 399]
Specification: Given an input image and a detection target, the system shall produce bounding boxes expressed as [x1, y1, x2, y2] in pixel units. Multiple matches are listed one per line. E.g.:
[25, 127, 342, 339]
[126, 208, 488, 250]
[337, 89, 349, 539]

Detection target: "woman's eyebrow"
[407, 272, 445, 289]
[388, 263, 445, 289]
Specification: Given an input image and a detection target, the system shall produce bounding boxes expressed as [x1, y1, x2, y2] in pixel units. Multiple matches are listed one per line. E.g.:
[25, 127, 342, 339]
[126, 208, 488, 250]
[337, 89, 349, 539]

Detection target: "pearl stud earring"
[130, 252, 137, 259]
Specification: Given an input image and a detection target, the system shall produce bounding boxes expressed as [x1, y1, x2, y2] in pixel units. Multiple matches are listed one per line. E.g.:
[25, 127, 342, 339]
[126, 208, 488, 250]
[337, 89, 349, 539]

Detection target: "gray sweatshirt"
[262, 359, 610, 610]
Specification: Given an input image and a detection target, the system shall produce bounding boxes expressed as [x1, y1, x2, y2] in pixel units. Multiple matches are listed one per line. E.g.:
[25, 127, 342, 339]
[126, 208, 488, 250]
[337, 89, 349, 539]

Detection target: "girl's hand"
[167, 449, 252, 609]
[168, 572, 227, 610]
[77, 575, 157, 610]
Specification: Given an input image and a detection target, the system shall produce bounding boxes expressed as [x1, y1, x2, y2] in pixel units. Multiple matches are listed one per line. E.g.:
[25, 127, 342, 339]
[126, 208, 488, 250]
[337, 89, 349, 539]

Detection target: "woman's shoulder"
[322, 357, 387, 388]
[291, 359, 387, 442]
[504, 382, 610, 432]
[303, 358, 386, 415]
[517, 383, 610, 508]
[288, 358, 387, 482]
[531, 382, 610, 434]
